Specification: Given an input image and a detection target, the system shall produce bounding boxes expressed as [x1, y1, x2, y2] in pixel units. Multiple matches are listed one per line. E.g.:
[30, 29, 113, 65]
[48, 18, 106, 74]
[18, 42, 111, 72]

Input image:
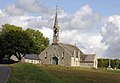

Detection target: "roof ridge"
[82, 54, 95, 55]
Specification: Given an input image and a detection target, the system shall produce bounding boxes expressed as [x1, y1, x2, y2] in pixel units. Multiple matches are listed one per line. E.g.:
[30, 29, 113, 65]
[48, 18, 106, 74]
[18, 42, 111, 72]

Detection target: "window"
[73, 50, 75, 56]
[45, 52, 47, 59]
[31, 60, 33, 63]
[62, 52, 64, 59]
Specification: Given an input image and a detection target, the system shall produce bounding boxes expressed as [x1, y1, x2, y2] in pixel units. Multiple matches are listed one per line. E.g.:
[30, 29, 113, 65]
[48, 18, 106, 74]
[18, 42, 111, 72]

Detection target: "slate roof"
[80, 54, 95, 62]
[24, 54, 40, 60]
[59, 43, 84, 56]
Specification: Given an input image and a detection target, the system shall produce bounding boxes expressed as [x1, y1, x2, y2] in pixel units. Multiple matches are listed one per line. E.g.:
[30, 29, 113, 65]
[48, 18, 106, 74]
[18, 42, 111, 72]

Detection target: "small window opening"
[73, 50, 76, 55]
[62, 52, 64, 59]
[45, 52, 47, 59]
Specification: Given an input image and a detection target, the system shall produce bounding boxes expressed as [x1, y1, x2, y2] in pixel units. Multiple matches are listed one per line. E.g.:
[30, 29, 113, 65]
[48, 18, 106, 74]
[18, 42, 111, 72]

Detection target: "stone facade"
[39, 7, 98, 68]
[39, 44, 70, 66]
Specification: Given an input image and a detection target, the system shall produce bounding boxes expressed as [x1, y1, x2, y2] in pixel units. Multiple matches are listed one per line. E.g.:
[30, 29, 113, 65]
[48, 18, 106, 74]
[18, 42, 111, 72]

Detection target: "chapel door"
[52, 57, 58, 65]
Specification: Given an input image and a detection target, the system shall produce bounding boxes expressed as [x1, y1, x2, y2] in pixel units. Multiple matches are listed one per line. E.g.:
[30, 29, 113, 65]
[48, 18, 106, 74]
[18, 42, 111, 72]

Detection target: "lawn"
[7, 62, 62, 83]
[7, 62, 120, 83]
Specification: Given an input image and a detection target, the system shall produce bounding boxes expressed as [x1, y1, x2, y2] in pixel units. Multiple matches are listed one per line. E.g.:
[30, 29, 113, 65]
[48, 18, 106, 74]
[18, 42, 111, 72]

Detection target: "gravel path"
[0, 66, 11, 83]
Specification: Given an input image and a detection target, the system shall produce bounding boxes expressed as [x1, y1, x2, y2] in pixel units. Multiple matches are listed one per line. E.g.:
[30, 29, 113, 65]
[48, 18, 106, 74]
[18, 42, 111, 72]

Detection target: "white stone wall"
[80, 63, 94, 68]
[71, 57, 80, 67]
[25, 59, 40, 64]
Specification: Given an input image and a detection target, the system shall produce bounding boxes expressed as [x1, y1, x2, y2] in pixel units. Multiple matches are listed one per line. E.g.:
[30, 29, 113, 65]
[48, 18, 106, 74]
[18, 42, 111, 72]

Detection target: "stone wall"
[80, 63, 94, 68]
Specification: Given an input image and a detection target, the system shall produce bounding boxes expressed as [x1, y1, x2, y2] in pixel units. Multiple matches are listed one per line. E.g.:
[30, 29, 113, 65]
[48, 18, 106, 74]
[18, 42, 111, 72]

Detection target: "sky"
[0, 0, 120, 58]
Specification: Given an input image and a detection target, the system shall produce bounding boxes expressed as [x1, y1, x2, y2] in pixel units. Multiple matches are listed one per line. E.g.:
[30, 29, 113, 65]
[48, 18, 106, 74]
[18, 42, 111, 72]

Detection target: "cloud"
[5, 4, 24, 16]
[57, 5, 101, 36]
[26, 15, 53, 29]
[0, 11, 30, 29]
[39, 27, 53, 43]
[71, 5, 100, 30]
[60, 30, 104, 56]
[4, 0, 55, 16]
[16, 0, 50, 13]
[71, 5, 93, 28]
[100, 15, 120, 58]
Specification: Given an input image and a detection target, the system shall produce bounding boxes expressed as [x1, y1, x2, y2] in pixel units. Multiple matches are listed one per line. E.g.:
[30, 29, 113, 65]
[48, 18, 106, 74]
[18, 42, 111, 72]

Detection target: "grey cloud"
[16, 0, 47, 13]
[5, 4, 25, 16]
[101, 18, 120, 58]
[4, 0, 55, 16]
[27, 16, 54, 29]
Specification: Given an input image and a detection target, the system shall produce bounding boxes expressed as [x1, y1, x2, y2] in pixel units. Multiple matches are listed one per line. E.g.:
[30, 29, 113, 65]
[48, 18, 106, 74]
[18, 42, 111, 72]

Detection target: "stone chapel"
[39, 7, 98, 68]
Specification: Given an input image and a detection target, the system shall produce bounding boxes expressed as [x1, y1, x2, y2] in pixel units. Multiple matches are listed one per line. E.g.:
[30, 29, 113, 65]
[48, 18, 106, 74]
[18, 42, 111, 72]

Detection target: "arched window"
[73, 50, 76, 56]
[45, 52, 47, 59]
[62, 52, 64, 59]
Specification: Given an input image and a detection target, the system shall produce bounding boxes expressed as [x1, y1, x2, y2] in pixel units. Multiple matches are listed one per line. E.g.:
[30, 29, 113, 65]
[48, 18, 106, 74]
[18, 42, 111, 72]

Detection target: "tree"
[0, 31, 4, 62]
[25, 28, 49, 54]
[0, 24, 35, 61]
[0, 24, 49, 61]
[112, 59, 120, 68]
[98, 58, 120, 69]
[98, 59, 109, 68]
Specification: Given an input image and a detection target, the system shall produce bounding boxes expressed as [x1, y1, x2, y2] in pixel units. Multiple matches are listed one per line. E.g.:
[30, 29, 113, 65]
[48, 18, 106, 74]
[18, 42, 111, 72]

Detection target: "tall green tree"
[25, 28, 49, 54]
[0, 24, 49, 61]
[0, 24, 34, 61]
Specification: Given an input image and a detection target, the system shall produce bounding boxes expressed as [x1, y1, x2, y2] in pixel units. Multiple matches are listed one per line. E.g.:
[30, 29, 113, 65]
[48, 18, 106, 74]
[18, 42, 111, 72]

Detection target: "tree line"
[0, 24, 49, 62]
[98, 58, 120, 69]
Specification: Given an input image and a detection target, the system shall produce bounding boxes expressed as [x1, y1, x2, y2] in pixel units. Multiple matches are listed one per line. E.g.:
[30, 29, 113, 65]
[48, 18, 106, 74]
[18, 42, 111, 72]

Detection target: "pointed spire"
[53, 5, 59, 44]
[54, 5, 58, 27]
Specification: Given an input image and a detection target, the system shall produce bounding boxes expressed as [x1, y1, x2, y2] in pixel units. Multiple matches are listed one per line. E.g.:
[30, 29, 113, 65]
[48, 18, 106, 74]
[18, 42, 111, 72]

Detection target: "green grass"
[8, 62, 120, 83]
[7, 62, 62, 83]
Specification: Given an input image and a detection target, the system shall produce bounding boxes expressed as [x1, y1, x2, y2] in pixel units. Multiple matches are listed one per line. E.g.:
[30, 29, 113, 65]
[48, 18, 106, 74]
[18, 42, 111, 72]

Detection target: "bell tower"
[52, 6, 59, 44]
